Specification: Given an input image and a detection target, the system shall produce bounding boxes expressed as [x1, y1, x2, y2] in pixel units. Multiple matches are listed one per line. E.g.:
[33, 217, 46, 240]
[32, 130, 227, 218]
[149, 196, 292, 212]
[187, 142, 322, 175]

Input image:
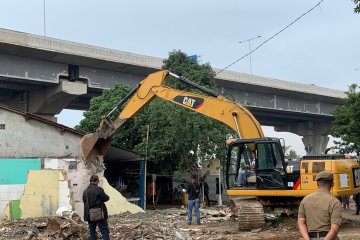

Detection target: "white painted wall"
[0, 109, 82, 158]
[0, 184, 24, 219]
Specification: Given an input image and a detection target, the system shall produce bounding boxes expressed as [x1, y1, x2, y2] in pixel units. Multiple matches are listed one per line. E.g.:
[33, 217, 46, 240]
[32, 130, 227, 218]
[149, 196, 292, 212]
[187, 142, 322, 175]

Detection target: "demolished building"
[0, 104, 144, 220]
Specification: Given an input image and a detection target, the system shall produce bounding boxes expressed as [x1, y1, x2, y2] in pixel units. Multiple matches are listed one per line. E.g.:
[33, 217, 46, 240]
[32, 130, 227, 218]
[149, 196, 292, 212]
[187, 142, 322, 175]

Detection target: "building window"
[69, 161, 77, 170]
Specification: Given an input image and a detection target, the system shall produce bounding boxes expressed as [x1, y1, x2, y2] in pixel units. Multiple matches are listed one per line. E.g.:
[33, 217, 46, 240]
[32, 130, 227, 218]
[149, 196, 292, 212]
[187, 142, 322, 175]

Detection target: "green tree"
[76, 50, 235, 175]
[354, 0, 360, 13]
[284, 146, 299, 160]
[331, 84, 360, 155]
[75, 84, 141, 150]
[287, 150, 299, 160]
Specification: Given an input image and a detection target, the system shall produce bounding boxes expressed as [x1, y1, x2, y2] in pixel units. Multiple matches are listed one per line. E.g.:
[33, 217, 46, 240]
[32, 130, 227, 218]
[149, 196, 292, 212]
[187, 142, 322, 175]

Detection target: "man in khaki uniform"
[298, 171, 342, 240]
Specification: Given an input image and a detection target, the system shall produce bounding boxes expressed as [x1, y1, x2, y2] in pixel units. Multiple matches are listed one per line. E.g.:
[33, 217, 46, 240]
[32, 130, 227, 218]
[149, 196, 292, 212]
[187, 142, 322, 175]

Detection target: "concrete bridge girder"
[29, 80, 87, 115]
[2, 80, 87, 119]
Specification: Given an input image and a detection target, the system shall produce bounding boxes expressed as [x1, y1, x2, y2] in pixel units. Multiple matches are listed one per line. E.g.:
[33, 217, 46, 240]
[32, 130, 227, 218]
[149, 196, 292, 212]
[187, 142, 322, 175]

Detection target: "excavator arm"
[81, 70, 264, 162]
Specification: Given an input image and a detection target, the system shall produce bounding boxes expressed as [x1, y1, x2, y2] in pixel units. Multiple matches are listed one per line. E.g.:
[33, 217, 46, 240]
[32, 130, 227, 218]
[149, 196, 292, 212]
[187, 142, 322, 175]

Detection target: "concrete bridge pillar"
[274, 121, 331, 155]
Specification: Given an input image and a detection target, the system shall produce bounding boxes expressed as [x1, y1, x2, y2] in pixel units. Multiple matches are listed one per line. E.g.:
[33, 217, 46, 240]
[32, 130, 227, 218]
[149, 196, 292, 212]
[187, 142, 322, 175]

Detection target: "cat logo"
[173, 96, 204, 109]
[286, 165, 294, 173]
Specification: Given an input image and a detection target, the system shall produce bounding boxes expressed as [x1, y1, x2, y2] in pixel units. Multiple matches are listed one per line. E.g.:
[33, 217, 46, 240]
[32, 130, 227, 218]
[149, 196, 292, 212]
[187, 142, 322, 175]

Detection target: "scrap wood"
[61, 222, 71, 229]
[180, 227, 202, 232]
[46, 218, 61, 231]
[207, 217, 229, 221]
[130, 222, 142, 230]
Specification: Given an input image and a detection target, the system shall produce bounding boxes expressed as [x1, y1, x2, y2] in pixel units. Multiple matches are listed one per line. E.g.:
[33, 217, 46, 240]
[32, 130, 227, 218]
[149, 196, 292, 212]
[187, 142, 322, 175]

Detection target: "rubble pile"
[0, 215, 88, 240]
[108, 206, 237, 239]
[0, 207, 233, 240]
[108, 210, 191, 239]
[9, 206, 360, 240]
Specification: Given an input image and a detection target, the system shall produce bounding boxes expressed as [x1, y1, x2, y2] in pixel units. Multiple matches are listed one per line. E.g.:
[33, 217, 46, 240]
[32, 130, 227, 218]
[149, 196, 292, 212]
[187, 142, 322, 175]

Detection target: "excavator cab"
[226, 138, 287, 190]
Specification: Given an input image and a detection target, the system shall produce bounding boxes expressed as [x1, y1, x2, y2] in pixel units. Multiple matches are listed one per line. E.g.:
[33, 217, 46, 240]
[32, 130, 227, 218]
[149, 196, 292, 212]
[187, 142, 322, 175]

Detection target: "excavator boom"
[81, 70, 263, 162]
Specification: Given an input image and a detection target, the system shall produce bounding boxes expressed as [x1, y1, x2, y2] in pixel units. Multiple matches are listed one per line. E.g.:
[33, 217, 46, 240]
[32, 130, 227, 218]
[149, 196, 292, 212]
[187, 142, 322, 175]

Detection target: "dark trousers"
[204, 193, 210, 206]
[89, 219, 110, 240]
[355, 195, 360, 212]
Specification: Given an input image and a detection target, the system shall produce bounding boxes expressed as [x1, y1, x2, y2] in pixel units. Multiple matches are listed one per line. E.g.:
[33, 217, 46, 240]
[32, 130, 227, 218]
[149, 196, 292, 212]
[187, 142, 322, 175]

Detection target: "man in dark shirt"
[83, 175, 110, 240]
[185, 175, 201, 225]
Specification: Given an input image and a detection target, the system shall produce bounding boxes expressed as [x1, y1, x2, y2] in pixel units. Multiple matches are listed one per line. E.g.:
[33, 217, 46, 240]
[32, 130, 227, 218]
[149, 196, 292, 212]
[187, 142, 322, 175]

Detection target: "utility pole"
[218, 167, 222, 206]
[143, 125, 150, 210]
[238, 35, 261, 75]
[43, 0, 47, 36]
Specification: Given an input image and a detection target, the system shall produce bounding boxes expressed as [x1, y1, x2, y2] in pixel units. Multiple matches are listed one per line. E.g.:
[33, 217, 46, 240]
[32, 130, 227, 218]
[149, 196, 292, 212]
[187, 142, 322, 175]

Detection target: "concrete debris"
[0, 216, 88, 240]
[108, 211, 192, 240]
[250, 228, 262, 233]
[2, 206, 359, 240]
[56, 206, 79, 219]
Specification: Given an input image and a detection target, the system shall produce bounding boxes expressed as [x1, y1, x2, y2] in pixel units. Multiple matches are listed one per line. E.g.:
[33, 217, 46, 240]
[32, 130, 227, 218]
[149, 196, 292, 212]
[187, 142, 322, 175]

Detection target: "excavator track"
[230, 197, 265, 230]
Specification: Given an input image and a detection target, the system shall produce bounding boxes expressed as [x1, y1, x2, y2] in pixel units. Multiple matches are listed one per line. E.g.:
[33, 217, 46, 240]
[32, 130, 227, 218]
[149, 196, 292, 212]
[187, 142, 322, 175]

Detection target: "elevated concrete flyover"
[0, 28, 345, 154]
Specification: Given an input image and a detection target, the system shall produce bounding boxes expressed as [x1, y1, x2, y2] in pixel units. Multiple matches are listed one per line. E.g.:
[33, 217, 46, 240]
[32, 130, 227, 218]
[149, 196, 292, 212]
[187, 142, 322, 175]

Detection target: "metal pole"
[218, 167, 222, 206]
[238, 35, 261, 75]
[248, 41, 252, 75]
[43, 0, 46, 36]
[144, 125, 150, 210]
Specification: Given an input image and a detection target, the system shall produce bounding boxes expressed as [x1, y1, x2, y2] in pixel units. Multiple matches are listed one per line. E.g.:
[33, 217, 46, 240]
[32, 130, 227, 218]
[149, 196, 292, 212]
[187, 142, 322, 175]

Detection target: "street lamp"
[238, 35, 261, 75]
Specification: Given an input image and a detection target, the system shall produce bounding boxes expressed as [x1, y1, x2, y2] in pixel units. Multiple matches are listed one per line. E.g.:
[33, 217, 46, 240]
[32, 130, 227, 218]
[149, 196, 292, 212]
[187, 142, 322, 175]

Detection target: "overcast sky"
[1, 0, 359, 155]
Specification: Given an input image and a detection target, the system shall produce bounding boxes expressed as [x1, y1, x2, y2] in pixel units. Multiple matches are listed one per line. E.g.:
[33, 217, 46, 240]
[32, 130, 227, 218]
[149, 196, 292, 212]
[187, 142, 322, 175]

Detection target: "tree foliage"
[284, 146, 299, 160]
[76, 50, 235, 175]
[75, 84, 141, 150]
[331, 84, 360, 155]
[287, 150, 299, 160]
[354, 0, 360, 13]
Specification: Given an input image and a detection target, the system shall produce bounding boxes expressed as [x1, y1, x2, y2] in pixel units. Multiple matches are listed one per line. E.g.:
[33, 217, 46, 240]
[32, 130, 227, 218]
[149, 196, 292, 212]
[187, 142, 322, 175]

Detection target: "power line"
[216, 0, 326, 76]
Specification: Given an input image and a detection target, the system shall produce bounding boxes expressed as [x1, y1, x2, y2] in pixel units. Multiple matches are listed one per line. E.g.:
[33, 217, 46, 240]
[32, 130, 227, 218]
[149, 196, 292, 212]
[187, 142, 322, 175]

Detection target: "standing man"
[354, 193, 360, 215]
[83, 175, 110, 240]
[200, 177, 210, 207]
[298, 171, 342, 240]
[184, 175, 201, 225]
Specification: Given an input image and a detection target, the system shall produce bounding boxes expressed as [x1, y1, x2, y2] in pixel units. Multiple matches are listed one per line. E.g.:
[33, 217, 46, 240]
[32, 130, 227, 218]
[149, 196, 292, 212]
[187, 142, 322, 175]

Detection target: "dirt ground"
[1, 203, 360, 240]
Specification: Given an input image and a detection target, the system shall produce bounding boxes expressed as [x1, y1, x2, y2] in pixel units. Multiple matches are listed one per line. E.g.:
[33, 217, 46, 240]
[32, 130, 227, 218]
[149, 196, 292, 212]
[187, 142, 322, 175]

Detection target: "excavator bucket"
[81, 132, 112, 163]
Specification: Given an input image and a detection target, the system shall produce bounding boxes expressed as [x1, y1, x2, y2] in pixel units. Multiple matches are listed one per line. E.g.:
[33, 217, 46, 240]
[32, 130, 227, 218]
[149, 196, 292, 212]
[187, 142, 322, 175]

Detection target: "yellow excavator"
[81, 70, 360, 230]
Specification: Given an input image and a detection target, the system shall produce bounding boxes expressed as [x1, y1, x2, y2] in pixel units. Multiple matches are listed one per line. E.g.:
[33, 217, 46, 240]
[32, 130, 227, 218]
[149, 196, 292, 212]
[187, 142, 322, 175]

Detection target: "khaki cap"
[315, 171, 334, 181]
